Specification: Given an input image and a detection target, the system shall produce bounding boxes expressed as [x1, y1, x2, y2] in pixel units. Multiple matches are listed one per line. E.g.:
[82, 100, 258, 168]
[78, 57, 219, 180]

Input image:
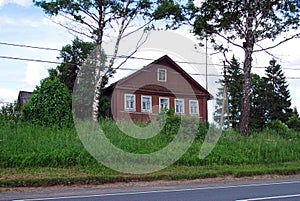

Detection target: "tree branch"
[50, 16, 93, 39]
[253, 33, 300, 53]
[215, 32, 244, 49]
[254, 43, 281, 60]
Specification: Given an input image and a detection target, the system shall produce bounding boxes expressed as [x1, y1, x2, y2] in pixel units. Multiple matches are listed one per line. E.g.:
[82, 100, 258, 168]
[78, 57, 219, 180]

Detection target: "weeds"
[1, 119, 300, 169]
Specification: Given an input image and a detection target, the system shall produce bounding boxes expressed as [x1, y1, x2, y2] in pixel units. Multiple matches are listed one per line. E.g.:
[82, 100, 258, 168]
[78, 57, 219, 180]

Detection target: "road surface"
[2, 176, 300, 201]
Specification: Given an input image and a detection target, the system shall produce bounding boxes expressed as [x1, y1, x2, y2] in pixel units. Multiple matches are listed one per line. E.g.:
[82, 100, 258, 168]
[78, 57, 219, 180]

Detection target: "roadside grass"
[1, 119, 300, 187]
[1, 162, 300, 188]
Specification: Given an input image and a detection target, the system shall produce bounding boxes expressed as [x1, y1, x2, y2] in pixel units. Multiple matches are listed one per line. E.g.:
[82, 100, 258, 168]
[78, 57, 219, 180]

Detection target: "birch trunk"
[238, 1, 255, 135]
[92, 0, 130, 123]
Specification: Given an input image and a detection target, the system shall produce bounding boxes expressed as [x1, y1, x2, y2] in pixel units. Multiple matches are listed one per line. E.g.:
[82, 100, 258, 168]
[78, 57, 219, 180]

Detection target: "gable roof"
[17, 91, 32, 110]
[106, 55, 212, 99]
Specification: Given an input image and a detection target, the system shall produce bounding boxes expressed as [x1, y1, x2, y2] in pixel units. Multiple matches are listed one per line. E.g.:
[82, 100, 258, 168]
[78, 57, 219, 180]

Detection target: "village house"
[104, 55, 212, 122]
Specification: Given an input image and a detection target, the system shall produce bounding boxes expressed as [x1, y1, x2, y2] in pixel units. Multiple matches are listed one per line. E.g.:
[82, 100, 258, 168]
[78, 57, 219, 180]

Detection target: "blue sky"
[0, 0, 300, 112]
[0, 0, 73, 103]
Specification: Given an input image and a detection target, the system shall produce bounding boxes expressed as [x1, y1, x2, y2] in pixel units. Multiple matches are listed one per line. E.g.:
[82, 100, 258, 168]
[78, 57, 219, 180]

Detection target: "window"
[159, 97, 169, 112]
[189, 100, 199, 115]
[157, 68, 167, 82]
[175, 99, 184, 114]
[124, 94, 135, 111]
[141, 96, 152, 112]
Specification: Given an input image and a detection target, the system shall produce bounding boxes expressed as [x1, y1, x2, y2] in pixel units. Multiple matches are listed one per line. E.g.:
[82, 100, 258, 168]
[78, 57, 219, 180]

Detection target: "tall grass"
[1, 119, 300, 169]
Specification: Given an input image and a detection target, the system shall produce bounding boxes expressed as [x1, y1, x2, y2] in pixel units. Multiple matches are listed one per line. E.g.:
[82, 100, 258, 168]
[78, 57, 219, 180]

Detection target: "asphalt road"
[2, 177, 300, 201]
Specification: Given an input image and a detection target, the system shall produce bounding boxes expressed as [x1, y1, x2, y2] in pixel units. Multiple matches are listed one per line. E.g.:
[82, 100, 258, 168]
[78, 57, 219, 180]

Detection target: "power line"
[0, 56, 61, 64]
[1, 54, 300, 72]
[0, 42, 61, 51]
[1, 41, 300, 70]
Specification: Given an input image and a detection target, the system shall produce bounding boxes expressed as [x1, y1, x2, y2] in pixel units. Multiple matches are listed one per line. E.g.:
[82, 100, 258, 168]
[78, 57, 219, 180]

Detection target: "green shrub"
[156, 108, 208, 141]
[266, 119, 290, 137]
[0, 101, 20, 125]
[20, 76, 73, 128]
[286, 114, 300, 132]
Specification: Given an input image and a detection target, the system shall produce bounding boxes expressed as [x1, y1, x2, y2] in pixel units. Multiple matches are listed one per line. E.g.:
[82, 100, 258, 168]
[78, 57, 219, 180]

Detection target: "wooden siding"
[104, 55, 211, 122]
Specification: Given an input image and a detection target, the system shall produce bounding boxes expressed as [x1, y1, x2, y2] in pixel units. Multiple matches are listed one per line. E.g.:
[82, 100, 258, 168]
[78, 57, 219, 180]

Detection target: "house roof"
[105, 55, 212, 99]
[17, 91, 32, 108]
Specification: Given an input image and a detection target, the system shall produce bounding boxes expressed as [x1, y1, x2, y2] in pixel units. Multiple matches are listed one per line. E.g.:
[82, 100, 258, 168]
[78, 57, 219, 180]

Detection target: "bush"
[286, 114, 300, 132]
[21, 76, 73, 128]
[266, 119, 290, 137]
[156, 108, 208, 141]
[0, 101, 20, 125]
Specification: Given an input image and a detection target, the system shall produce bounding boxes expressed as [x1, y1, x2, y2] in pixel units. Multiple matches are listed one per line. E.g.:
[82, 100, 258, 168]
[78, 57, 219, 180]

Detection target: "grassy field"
[1, 119, 300, 187]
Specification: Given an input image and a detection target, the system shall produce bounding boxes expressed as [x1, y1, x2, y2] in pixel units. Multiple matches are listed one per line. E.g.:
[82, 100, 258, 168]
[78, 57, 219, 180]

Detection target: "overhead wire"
[0, 41, 300, 80]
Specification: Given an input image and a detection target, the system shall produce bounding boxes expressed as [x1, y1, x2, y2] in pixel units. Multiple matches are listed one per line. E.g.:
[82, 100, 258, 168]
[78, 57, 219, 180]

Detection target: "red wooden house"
[104, 55, 212, 122]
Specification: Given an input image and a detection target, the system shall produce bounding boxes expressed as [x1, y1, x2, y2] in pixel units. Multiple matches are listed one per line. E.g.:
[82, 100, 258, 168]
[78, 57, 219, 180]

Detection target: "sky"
[0, 0, 299, 112]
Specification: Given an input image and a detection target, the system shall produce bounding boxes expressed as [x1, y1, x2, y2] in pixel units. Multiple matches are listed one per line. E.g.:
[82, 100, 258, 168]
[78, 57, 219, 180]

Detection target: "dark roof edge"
[105, 55, 213, 99]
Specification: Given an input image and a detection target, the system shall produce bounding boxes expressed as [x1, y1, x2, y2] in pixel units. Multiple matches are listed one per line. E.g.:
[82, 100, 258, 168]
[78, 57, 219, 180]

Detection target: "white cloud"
[0, 88, 17, 103]
[24, 62, 48, 90]
[0, 15, 17, 25]
[0, 0, 32, 8]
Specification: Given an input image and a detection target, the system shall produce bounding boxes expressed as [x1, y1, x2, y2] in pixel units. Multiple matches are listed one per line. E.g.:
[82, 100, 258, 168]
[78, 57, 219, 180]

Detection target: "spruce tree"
[213, 56, 243, 129]
[249, 74, 268, 131]
[265, 59, 292, 123]
[227, 56, 243, 129]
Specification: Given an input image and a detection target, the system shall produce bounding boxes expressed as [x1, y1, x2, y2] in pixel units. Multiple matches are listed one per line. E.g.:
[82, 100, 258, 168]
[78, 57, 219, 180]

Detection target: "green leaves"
[21, 76, 73, 128]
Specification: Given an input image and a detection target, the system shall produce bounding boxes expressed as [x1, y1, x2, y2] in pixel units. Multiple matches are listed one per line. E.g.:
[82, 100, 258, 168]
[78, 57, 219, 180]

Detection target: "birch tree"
[34, 0, 183, 122]
[188, 0, 300, 135]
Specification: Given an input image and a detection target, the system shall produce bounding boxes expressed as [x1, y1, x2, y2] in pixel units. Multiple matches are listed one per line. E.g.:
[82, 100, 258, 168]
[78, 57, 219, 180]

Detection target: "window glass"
[175, 99, 184, 114]
[125, 94, 135, 111]
[159, 97, 169, 112]
[157, 69, 167, 82]
[189, 100, 199, 115]
[141, 96, 151, 112]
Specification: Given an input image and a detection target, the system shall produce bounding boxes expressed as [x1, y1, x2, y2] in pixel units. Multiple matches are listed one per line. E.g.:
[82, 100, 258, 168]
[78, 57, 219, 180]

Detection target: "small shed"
[17, 91, 32, 110]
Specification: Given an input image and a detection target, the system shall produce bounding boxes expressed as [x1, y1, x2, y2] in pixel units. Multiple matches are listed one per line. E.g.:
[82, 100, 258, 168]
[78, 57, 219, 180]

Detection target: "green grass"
[1, 119, 300, 187]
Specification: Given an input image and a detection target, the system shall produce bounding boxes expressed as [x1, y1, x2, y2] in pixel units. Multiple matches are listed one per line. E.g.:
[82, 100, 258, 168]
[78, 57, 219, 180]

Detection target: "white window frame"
[141, 95, 152, 113]
[189, 100, 199, 115]
[157, 68, 167, 82]
[124, 94, 136, 111]
[159, 97, 169, 112]
[174, 98, 184, 114]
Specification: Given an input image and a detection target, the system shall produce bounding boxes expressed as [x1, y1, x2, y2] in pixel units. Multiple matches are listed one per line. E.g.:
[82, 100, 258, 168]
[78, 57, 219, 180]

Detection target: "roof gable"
[108, 55, 212, 99]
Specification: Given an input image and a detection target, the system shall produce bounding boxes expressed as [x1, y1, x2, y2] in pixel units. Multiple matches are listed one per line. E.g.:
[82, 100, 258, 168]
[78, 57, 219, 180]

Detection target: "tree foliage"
[57, 38, 96, 92]
[226, 56, 243, 129]
[286, 107, 300, 132]
[0, 102, 19, 125]
[189, 0, 300, 135]
[265, 59, 292, 123]
[214, 56, 242, 129]
[215, 58, 293, 132]
[249, 74, 268, 131]
[34, 0, 184, 122]
[21, 75, 73, 128]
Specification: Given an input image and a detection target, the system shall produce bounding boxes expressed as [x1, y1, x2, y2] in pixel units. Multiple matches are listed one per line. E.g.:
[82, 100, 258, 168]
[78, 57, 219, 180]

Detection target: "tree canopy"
[21, 75, 73, 128]
[189, 0, 300, 135]
[57, 38, 96, 92]
[34, 0, 184, 122]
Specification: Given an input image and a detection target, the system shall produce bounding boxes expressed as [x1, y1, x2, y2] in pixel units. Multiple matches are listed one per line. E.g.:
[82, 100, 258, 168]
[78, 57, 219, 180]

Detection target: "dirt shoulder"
[2, 174, 300, 194]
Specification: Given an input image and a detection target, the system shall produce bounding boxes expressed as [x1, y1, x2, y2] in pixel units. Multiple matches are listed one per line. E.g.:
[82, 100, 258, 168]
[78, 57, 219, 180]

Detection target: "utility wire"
[1, 41, 300, 70]
[1, 54, 300, 71]
[2, 41, 300, 70]
[0, 56, 61, 64]
[0, 42, 61, 51]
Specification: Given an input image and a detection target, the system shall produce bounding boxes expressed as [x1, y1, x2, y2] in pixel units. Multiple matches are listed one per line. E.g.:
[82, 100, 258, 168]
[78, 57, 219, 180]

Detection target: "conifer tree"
[226, 56, 243, 129]
[265, 59, 292, 123]
[249, 74, 268, 131]
[214, 56, 243, 129]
